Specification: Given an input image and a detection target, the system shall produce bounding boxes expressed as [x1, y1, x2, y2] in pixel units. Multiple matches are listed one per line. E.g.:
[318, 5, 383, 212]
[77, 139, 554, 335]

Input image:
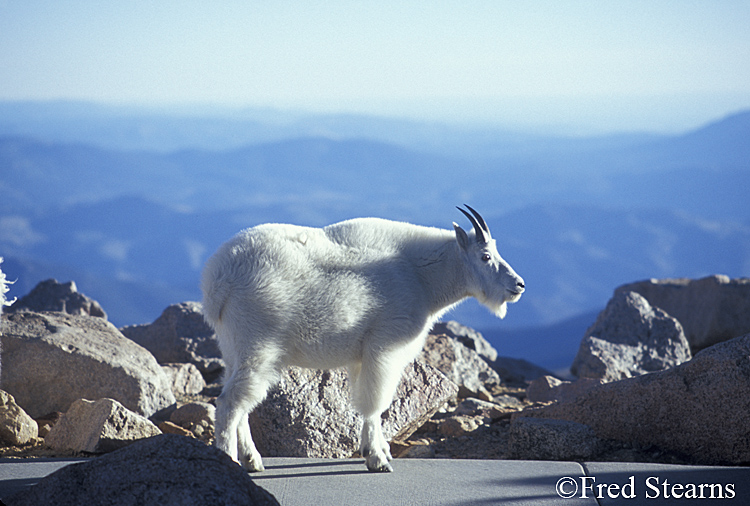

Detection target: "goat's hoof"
[241, 455, 265, 473]
[365, 456, 394, 473]
[368, 461, 394, 473]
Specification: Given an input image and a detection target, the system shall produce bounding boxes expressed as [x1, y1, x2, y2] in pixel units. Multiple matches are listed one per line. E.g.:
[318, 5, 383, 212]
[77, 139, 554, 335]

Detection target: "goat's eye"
[481, 253, 491, 262]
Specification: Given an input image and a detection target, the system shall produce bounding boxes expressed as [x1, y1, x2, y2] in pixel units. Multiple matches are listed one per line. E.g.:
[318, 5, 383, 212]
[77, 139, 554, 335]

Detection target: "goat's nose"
[516, 280, 525, 291]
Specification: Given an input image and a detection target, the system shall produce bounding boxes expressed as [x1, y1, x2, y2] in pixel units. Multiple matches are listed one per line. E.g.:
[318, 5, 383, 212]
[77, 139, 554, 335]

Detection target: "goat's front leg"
[350, 355, 407, 472]
[360, 414, 393, 472]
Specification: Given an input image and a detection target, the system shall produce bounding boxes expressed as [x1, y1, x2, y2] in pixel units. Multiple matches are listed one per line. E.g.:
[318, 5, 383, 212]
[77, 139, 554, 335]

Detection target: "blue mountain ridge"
[1, 105, 748, 371]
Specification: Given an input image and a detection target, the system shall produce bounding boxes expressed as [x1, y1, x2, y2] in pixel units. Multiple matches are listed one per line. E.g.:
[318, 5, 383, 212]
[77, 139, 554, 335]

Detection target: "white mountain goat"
[201, 205, 524, 472]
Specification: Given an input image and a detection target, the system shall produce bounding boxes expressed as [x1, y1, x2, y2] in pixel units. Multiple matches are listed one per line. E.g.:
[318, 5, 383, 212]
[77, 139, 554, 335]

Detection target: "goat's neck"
[414, 238, 469, 314]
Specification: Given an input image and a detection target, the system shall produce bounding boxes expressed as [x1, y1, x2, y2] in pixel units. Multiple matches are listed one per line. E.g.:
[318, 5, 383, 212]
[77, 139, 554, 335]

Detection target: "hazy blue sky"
[1, 1, 749, 133]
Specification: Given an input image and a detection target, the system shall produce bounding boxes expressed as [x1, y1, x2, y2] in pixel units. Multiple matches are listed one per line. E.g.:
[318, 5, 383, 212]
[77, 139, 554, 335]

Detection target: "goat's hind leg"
[236, 412, 264, 472]
[215, 365, 273, 472]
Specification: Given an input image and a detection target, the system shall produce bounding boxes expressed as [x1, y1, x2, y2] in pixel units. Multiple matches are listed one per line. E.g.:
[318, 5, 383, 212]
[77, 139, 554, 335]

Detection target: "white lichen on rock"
[0, 257, 16, 309]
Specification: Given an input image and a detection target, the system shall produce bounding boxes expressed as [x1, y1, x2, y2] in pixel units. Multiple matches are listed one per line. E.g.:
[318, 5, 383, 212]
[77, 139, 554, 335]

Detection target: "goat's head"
[453, 205, 525, 319]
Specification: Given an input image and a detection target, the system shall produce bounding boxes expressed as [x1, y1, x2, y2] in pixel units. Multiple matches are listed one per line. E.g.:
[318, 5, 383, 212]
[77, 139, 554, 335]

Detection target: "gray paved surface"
[583, 462, 749, 505]
[252, 458, 592, 505]
[1, 457, 748, 505]
[0, 458, 88, 502]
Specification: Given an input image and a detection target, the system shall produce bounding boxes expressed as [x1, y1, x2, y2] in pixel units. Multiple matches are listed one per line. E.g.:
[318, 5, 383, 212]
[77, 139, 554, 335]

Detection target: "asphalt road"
[1, 457, 748, 505]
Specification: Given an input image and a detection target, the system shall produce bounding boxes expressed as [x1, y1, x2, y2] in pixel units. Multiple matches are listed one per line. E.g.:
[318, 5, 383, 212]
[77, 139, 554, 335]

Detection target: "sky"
[1, 1, 749, 133]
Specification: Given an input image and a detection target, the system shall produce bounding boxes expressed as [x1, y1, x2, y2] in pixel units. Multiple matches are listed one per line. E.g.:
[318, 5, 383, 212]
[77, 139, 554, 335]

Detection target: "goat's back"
[201, 220, 392, 323]
[201, 218, 457, 368]
[201, 219, 452, 323]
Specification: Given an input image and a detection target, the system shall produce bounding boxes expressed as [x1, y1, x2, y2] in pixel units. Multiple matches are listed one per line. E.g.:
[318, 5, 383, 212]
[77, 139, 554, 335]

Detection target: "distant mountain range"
[3, 106, 749, 218]
[1, 102, 748, 371]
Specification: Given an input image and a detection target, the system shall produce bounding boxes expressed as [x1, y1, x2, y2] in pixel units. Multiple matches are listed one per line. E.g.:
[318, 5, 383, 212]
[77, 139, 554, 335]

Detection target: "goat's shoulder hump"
[324, 218, 449, 250]
[231, 218, 449, 255]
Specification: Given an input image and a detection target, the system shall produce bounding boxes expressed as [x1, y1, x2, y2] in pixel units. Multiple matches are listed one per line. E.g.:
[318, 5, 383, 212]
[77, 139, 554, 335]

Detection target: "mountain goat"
[201, 205, 524, 472]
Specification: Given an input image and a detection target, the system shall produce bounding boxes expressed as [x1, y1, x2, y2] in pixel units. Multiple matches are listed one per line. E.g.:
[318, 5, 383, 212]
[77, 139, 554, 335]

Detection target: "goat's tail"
[200, 257, 230, 328]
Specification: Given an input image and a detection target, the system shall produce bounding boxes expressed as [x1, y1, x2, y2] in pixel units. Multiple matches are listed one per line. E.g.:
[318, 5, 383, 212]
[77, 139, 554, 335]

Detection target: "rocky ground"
[2, 275, 750, 470]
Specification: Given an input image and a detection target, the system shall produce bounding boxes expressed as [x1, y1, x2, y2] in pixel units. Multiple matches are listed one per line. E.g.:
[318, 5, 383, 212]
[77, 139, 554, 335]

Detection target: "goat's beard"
[493, 301, 508, 319]
[480, 289, 524, 319]
[482, 299, 508, 319]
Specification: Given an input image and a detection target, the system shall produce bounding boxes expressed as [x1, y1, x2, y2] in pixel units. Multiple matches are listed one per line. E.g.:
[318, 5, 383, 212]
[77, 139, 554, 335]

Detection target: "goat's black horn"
[464, 204, 490, 235]
[456, 205, 488, 244]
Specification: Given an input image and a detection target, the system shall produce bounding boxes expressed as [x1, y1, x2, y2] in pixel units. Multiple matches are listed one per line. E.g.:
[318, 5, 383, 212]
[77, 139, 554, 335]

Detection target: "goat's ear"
[453, 222, 471, 251]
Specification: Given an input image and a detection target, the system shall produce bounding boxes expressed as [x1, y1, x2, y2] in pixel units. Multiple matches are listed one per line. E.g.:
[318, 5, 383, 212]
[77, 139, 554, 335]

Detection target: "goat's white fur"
[201, 208, 524, 472]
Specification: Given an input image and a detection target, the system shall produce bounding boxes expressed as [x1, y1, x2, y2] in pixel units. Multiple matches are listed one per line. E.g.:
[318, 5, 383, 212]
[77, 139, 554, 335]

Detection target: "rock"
[419, 333, 501, 398]
[394, 441, 436, 459]
[120, 302, 223, 379]
[456, 397, 513, 418]
[249, 367, 358, 458]
[5, 434, 279, 506]
[171, 401, 215, 426]
[507, 417, 606, 460]
[517, 334, 750, 465]
[1, 311, 175, 418]
[250, 360, 457, 458]
[383, 360, 459, 441]
[0, 390, 38, 445]
[161, 363, 206, 396]
[34, 412, 62, 438]
[7, 279, 106, 319]
[490, 395, 523, 410]
[617, 275, 750, 351]
[439, 415, 483, 437]
[45, 398, 161, 453]
[432, 320, 498, 362]
[158, 420, 194, 437]
[170, 402, 215, 440]
[492, 356, 554, 384]
[526, 375, 565, 402]
[527, 376, 604, 403]
[571, 291, 691, 381]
